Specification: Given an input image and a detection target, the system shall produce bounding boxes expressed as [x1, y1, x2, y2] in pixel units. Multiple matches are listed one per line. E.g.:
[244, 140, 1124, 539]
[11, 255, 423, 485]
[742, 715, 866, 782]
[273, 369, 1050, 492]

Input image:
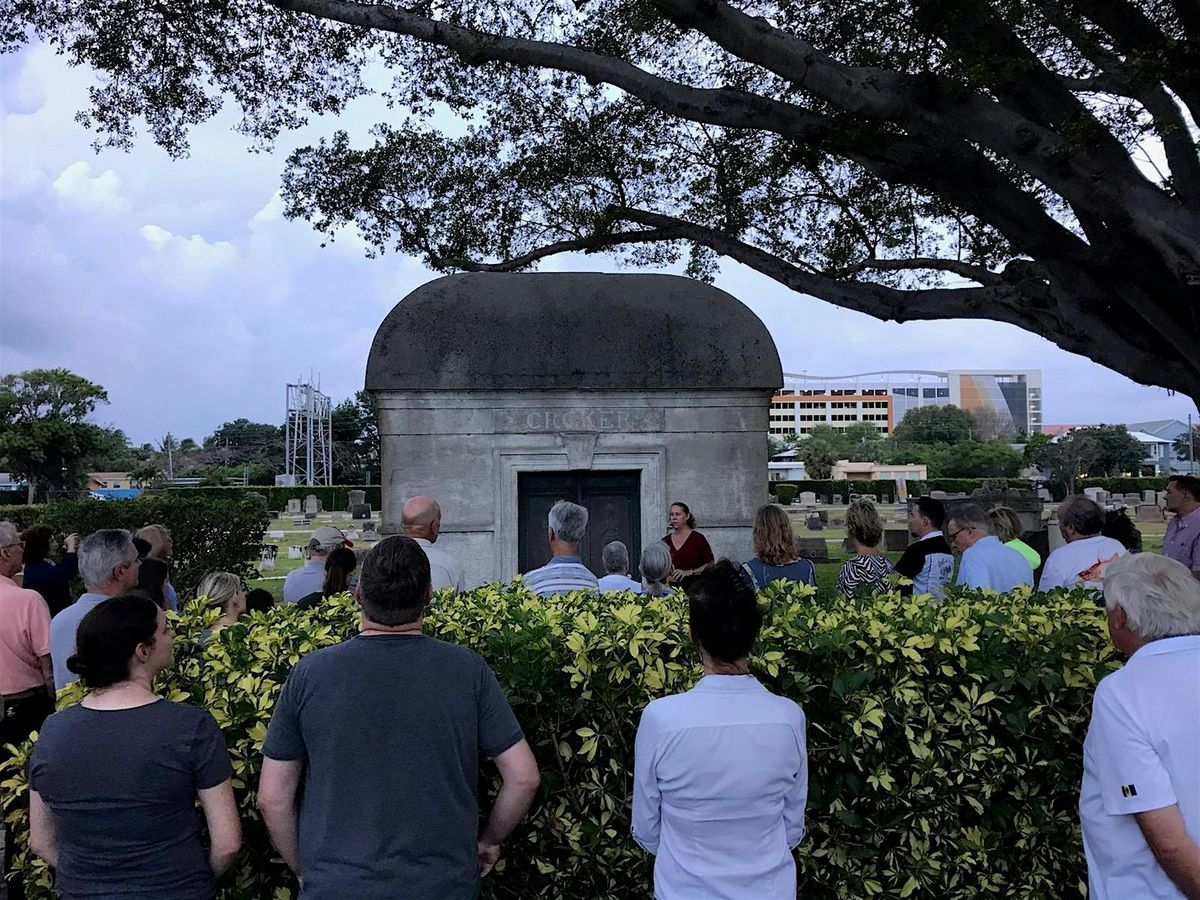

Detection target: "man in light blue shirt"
[49, 529, 141, 687]
[597, 541, 643, 594]
[947, 504, 1033, 592]
[523, 500, 598, 597]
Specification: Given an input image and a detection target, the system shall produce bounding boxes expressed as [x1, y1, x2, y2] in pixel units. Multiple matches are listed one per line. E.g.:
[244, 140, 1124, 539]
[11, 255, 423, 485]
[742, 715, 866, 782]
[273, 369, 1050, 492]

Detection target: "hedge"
[769, 478, 1035, 501]
[1075, 477, 1169, 495]
[158, 485, 382, 513]
[1, 495, 270, 597]
[1, 581, 1112, 899]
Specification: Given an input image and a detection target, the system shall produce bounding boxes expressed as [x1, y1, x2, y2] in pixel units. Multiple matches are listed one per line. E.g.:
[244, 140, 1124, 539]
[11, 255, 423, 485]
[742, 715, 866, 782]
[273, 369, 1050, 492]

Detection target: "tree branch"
[611, 206, 1196, 393]
[427, 227, 685, 271]
[836, 257, 1004, 284]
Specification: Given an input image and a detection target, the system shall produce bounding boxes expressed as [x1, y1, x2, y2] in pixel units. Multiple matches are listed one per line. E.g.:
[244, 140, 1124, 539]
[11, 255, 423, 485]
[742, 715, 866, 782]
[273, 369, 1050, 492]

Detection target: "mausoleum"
[365, 272, 783, 587]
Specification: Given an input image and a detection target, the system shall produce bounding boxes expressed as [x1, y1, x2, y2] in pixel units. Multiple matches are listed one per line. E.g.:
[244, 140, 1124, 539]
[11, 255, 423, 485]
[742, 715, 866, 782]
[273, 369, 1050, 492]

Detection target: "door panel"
[517, 471, 641, 577]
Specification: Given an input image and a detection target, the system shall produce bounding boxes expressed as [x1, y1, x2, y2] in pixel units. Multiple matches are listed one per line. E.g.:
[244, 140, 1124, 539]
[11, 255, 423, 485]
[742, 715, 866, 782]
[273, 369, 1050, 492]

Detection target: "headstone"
[1143, 490, 1157, 504]
[287, 545, 303, 559]
[832, 494, 843, 505]
[817, 510, 829, 524]
[362, 520, 377, 538]
[345, 528, 358, 541]
[351, 503, 372, 520]
[1136, 504, 1162, 522]
[794, 537, 830, 561]
[884, 530, 909, 552]
[881, 495, 891, 505]
[291, 518, 306, 528]
[931, 491, 948, 500]
[347, 489, 367, 510]
[286, 498, 302, 515]
[1157, 491, 1167, 507]
[1037, 488, 1051, 500]
[799, 491, 818, 506]
[1095, 489, 1109, 506]
[1124, 493, 1142, 506]
[259, 544, 278, 571]
[268, 530, 285, 539]
[805, 513, 823, 531]
[304, 494, 322, 515]
[1084, 487, 1103, 503]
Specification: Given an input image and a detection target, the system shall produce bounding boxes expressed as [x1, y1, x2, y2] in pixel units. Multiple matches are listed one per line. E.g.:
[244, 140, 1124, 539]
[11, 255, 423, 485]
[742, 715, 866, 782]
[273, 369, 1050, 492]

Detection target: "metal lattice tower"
[284, 380, 333, 486]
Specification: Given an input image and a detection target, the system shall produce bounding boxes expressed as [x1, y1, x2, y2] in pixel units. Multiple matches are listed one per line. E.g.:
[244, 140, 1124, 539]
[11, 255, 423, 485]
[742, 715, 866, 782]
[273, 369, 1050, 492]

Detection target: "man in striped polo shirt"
[523, 500, 599, 597]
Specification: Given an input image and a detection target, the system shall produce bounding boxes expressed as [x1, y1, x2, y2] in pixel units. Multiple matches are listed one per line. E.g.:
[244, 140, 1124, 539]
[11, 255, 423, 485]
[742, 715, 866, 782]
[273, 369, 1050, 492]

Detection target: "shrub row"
[158, 485, 382, 513]
[2, 581, 1111, 898]
[1, 495, 270, 597]
[1075, 476, 1169, 495]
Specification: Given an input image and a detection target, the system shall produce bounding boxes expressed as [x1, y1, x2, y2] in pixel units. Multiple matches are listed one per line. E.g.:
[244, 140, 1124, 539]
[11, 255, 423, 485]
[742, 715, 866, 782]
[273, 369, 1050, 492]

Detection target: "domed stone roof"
[366, 272, 782, 391]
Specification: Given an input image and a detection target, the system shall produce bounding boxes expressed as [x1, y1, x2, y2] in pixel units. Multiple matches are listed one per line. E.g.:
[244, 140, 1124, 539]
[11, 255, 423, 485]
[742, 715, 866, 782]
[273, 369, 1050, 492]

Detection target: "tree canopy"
[891, 404, 976, 445]
[0, 368, 110, 502]
[7, 0, 1198, 401]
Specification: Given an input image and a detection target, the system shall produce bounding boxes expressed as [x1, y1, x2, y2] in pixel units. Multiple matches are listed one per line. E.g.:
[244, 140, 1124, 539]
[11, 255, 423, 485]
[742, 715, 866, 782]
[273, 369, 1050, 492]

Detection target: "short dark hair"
[1170, 475, 1200, 502]
[21, 526, 53, 566]
[358, 536, 431, 626]
[1060, 496, 1104, 536]
[135, 557, 170, 609]
[914, 497, 946, 529]
[67, 594, 160, 689]
[245, 588, 276, 614]
[685, 559, 763, 663]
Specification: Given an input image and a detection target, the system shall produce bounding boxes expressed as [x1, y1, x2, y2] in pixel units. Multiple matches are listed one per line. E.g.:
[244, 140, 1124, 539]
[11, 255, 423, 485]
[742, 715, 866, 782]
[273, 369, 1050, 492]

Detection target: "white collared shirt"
[1080, 635, 1200, 899]
[412, 537, 466, 593]
[632, 675, 808, 899]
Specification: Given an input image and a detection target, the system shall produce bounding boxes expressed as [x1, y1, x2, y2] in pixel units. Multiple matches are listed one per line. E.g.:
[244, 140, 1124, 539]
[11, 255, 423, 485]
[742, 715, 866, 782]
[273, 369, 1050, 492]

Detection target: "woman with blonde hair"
[988, 506, 1041, 571]
[745, 505, 815, 588]
[836, 500, 896, 598]
[195, 572, 246, 645]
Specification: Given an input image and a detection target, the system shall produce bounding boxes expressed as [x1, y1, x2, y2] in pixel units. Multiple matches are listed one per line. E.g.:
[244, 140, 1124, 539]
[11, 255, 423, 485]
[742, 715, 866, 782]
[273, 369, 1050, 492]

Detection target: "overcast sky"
[2, 43, 1196, 446]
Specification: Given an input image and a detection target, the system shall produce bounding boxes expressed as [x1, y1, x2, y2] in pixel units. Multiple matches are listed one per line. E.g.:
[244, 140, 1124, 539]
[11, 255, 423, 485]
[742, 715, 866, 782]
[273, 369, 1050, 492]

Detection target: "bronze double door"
[517, 471, 642, 578]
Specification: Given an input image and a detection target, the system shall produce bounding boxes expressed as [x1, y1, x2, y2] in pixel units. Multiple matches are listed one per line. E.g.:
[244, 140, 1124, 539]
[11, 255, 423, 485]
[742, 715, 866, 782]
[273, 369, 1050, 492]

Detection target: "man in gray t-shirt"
[258, 537, 541, 899]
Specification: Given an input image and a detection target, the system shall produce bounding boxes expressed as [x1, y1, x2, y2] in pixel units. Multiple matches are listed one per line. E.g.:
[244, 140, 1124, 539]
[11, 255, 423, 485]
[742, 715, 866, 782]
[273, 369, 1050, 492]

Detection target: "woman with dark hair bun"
[295, 545, 359, 610]
[662, 501, 714, 585]
[28, 594, 242, 898]
[632, 559, 809, 898]
[21, 526, 79, 615]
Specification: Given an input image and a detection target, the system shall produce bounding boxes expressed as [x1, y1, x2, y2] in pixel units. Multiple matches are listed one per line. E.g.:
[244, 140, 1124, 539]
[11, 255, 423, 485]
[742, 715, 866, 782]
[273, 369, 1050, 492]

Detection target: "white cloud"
[51, 161, 130, 214]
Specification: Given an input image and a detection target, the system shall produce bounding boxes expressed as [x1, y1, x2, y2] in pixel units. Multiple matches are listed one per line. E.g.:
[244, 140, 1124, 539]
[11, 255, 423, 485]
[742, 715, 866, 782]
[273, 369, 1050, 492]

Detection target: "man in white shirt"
[1081, 553, 1200, 898]
[1039, 496, 1127, 591]
[401, 496, 466, 594]
[597, 541, 643, 594]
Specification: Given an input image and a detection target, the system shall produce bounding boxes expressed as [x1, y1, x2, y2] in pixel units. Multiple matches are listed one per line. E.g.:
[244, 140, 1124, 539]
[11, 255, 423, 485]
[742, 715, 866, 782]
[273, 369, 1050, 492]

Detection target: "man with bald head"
[402, 496, 466, 594]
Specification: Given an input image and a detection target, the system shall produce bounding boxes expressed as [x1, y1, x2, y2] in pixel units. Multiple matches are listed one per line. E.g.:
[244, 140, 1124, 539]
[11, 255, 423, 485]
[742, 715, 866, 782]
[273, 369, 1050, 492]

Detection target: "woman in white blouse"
[632, 560, 809, 898]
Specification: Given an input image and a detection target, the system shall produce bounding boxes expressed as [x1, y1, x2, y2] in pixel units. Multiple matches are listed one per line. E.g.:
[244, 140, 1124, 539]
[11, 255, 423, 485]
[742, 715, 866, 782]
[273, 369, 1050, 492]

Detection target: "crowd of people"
[0, 473, 1196, 897]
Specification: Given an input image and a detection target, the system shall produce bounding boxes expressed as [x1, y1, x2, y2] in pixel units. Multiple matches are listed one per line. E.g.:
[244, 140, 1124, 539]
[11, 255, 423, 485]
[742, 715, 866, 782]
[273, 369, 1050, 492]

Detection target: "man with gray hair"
[597, 541, 643, 594]
[946, 504, 1033, 592]
[49, 528, 141, 687]
[1039, 496, 1127, 591]
[522, 500, 599, 597]
[1081, 554, 1200, 898]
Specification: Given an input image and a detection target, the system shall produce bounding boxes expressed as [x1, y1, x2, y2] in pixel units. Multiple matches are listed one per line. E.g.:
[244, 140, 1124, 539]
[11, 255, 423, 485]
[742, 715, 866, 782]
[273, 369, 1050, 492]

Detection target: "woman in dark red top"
[662, 502, 715, 585]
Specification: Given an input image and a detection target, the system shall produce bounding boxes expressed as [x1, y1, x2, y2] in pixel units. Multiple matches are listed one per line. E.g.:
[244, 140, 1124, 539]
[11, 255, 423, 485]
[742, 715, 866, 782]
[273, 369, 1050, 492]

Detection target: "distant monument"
[365, 273, 782, 586]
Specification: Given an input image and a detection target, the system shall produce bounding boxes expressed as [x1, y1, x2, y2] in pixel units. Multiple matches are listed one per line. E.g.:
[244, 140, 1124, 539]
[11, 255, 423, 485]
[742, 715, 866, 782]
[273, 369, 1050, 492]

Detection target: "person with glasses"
[946, 504, 1033, 592]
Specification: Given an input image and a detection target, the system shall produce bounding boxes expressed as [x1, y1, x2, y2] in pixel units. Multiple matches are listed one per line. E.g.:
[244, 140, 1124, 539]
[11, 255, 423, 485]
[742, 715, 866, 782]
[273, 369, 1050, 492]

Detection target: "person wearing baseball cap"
[283, 525, 351, 605]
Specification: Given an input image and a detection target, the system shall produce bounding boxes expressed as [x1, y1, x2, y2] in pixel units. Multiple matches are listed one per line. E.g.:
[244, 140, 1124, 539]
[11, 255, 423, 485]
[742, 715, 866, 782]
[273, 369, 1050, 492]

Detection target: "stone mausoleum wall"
[366, 272, 783, 587]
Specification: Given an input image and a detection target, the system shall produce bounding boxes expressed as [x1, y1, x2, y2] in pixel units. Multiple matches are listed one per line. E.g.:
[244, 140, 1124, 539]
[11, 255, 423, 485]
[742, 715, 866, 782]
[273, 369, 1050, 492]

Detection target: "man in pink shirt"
[0, 519, 54, 898]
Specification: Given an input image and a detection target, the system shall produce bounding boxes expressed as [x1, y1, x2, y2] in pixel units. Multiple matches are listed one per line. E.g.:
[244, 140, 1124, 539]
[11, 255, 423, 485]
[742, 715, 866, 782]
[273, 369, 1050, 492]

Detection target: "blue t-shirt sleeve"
[477, 661, 523, 759]
[263, 667, 307, 761]
[191, 710, 233, 790]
